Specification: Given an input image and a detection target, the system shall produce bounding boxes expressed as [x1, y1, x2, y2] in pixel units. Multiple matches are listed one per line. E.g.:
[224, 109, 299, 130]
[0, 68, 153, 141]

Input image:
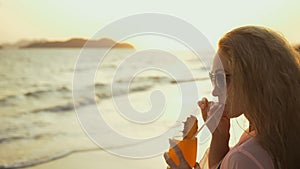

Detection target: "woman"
[164, 26, 300, 169]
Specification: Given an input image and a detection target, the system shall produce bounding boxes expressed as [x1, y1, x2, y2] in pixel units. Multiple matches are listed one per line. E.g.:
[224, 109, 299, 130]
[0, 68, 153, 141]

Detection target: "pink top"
[220, 131, 274, 169]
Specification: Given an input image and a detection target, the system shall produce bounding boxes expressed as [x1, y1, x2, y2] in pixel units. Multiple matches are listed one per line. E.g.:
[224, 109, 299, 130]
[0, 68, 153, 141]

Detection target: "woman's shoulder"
[221, 137, 274, 169]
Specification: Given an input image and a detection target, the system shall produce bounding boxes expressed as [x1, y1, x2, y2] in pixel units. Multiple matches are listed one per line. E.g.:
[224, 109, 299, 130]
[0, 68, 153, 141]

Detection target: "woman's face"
[211, 51, 244, 118]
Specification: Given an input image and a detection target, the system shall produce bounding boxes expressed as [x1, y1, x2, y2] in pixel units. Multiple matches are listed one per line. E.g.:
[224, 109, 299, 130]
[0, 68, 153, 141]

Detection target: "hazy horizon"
[1, 0, 300, 50]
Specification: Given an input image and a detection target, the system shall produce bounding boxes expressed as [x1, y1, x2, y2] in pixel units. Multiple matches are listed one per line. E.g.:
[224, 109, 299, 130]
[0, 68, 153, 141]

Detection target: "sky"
[0, 0, 300, 49]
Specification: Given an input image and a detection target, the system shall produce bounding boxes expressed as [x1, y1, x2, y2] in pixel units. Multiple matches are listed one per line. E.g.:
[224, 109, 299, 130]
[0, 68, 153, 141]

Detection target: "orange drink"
[168, 116, 198, 168]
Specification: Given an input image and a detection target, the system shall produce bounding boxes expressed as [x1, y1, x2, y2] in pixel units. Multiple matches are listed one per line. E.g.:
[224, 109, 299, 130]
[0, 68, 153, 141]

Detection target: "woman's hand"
[164, 139, 200, 169]
[198, 97, 230, 168]
[197, 98, 230, 137]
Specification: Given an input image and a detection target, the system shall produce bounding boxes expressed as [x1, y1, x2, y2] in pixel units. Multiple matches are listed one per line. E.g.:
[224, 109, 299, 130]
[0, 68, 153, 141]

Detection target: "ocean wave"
[170, 77, 210, 84]
[29, 78, 159, 113]
[2, 76, 208, 114]
[24, 86, 70, 98]
[0, 133, 64, 144]
[0, 136, 24, 144]
[0, 86, 70, 106]
[32, 103, 75, 113]
[113, 75, 172, 84]
[31, 98, 96, 114]
[31, 81, 154, 113]
[0, 148, 100, 169]
[0, 95, 17, 106]
[94, 81, 153, 99]
[94, 76, 208, 100]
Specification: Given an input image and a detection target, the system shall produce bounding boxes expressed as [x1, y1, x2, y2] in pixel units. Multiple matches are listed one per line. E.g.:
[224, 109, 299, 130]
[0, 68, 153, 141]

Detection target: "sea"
[0, 49, 248, 168]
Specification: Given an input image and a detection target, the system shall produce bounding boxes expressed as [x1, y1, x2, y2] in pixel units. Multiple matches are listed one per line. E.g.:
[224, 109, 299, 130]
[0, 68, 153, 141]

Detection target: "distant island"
[21, 38, 134, 49]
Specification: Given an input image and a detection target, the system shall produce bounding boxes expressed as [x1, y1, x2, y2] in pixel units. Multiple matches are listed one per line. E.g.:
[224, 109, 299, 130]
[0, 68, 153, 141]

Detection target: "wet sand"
[25, 150, 166, 169]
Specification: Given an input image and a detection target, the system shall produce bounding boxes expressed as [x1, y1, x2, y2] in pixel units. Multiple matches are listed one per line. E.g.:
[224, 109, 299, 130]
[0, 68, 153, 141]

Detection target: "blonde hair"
[218, 26, 300, 169]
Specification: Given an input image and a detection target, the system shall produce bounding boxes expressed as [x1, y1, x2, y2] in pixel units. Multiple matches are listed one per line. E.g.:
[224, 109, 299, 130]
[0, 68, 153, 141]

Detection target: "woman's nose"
[212, 86, 221, 97]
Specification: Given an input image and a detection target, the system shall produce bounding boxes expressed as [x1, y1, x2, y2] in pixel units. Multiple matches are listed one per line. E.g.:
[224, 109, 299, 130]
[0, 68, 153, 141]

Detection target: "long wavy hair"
[218, 26, 300, 169]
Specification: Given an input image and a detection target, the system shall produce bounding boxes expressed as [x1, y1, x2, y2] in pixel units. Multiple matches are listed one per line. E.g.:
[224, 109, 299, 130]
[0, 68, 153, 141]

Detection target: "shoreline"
[0, 148, 100, 169]
[23, 149, 166, 169]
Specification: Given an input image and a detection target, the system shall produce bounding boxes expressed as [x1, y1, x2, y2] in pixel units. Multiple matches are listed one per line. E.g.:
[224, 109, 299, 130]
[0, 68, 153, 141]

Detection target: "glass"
[169, 112, 199, 168]
[168, 103, 225, 167]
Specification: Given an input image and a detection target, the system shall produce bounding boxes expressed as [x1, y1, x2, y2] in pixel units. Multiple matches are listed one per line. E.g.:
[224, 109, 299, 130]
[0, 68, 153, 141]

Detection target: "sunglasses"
[209, 71, 231, 89]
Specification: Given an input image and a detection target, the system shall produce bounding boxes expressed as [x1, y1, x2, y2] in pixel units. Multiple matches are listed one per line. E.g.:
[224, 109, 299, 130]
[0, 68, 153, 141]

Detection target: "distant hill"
[1, 39, 47, 49]
[0, 46, 2, 49]
[21, 38, 134, 49]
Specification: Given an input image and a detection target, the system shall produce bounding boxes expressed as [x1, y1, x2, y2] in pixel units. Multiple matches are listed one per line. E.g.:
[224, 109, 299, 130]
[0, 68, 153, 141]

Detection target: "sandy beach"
[25, 150, 166, 169]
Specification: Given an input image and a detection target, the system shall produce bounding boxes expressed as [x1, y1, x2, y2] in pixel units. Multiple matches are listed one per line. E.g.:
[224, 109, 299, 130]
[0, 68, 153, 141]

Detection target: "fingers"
[198, 98, 207, 121]
[197, 97, 207, 110]
[198, 97, 212, 121]
[164, 152, 177, 169]
[194, 162, 201, 169]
